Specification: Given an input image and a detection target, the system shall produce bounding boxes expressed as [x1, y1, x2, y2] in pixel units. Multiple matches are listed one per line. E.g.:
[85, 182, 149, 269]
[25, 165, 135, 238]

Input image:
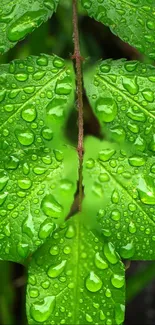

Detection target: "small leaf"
[27, 215, 125, 325]
[81, 0, 155, 59]
[83, 136, 155, 260]
[0, 0, 59, 53]
[84, 60, 155, 155]
[0, 55, 78, 263]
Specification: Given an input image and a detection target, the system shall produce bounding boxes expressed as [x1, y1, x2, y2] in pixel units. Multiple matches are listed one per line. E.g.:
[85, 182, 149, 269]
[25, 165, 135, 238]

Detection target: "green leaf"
[81, 0, 155, 59]
[27, 215, 125, 325]
[83, 136, 155, 260]
[0, 0, 59, 54]
[0, 54, 78, 263]
[84, 59, 155, 155]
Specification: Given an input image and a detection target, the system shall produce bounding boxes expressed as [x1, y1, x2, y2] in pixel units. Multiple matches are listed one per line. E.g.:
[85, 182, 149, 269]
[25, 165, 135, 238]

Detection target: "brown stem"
[72, 0, 84, 211]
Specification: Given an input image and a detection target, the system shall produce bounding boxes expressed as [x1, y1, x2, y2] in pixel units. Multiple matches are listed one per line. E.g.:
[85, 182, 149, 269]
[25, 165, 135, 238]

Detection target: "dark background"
[0, 1, 155, 324]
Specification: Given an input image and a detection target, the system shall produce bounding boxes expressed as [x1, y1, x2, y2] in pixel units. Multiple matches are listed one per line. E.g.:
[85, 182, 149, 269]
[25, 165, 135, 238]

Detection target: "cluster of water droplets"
[88, 59, 155, 154]
[0, 54, 77, 260]
[85, 141, 155, 260]
[28, 220, 125, 324]
[0, 0, 59, 53]
[81, 0, 155, 59]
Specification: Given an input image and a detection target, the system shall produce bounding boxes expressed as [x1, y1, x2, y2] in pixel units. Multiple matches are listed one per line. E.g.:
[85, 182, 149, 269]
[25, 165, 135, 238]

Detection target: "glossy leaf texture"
[84, 60, 155, 156]
[83, 137, 155, 260]
[81, 0, 155, 59]
[0, 0, 59, 53]
[27, 215, 125, 325]
[0, 54, 78, 263]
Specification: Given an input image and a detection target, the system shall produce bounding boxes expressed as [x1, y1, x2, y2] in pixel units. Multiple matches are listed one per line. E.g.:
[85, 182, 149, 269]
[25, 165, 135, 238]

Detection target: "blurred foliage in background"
[0, 1, 155, 324]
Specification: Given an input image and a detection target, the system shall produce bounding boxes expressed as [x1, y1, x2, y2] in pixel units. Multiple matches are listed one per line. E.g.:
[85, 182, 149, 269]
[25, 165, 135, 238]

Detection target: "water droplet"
[115, 304, 125, 325]
[54, 149, 63, 162]
[95, 252, 108, 269]
[22, 213, 34, 238]
[111, 274, 124, 288]
[128, 156, 145, 167]
[85, 313, 93, 323]
[0, 170, 9, 191]
[127, 107, 146, 122]
[21, 105, 37, 122]
[5, 156, 19, 170]
[100, 310, 106, 321]
[39, 219, 54, 239]
[47, 260, 66, 278]
[53, 57, 64, 68]
[85, 158, 95, 169]
[46, 98, 66, 118]
[151, 164, 155, 173]
[29, 289, 39, 298]
[128, 221, 137, 234]
[17, 243, 29, 258]
[65, 225, 75, 239]
[105, 288, 111, 298]
[41, 127, 53, 140]
[41, 194, 62, 218]
[95, 97, 117, 122]
[0, 193, 8, 206]
[8, 10, 47, 42]
[120, 242, 135, 259]
[98, 173, 110, 182]
[104, 242, 118, 264]
[124, 62, 138, 72]
[122, 77, 139, 95]
[85, 271, 102, 292]
[50, 245, 59, 256]
[142, 89, 154, 102]
[30, 296, 55, 323]
[37, 55, 48, 66]
[18, 178, 31, 190]
[111, 190, 119, 204]
[55, 77, 72, 95]
[15, 73, 28, 82]
[16, 129, 34, 146]
[111, 210, 121, 221]
[99, 149, 115, 162]
[137, 177, 155, 205]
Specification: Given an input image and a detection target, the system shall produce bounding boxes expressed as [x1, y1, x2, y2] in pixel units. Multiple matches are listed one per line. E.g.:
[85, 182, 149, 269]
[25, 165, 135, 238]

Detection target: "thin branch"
[72, 0, 84, 211]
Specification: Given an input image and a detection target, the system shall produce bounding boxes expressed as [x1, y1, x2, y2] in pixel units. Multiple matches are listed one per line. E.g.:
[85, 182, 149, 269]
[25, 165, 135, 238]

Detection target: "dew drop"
[95, 97, 117, 122]
[47, 260, 66, 278]
[41, 194, 62, 218]
[16, 129, 34, 146]
[39, 219, 54, 239]
[85, 271, 102, 292]
[111, 274, 124, 288]
[98, 149, 115, 162]
[30, 296, 55, 323]
[95, 252, 108, 269]
[120, 242, 135, 259]
[104, 242, 118, 264]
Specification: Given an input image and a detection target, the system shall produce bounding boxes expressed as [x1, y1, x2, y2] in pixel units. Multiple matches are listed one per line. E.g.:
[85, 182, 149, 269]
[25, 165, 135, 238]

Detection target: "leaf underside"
[83, 136, 155, 260]
[0, 54, 78, 263]
[84, 59, 155, 156]
[81, 0, 155, 59]
[27, 215, 125, 325]
[0, 0, 59, 53]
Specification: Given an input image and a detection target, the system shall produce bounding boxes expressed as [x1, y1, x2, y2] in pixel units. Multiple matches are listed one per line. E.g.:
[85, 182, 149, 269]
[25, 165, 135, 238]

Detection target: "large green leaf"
[0, 0, 59, 54]
[84, 60, 155, 155]
[0, 55, 78, 263]
[27, 215, 125, 325]
[83, 136, 155, 260]
[81, 0, 155, 59]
